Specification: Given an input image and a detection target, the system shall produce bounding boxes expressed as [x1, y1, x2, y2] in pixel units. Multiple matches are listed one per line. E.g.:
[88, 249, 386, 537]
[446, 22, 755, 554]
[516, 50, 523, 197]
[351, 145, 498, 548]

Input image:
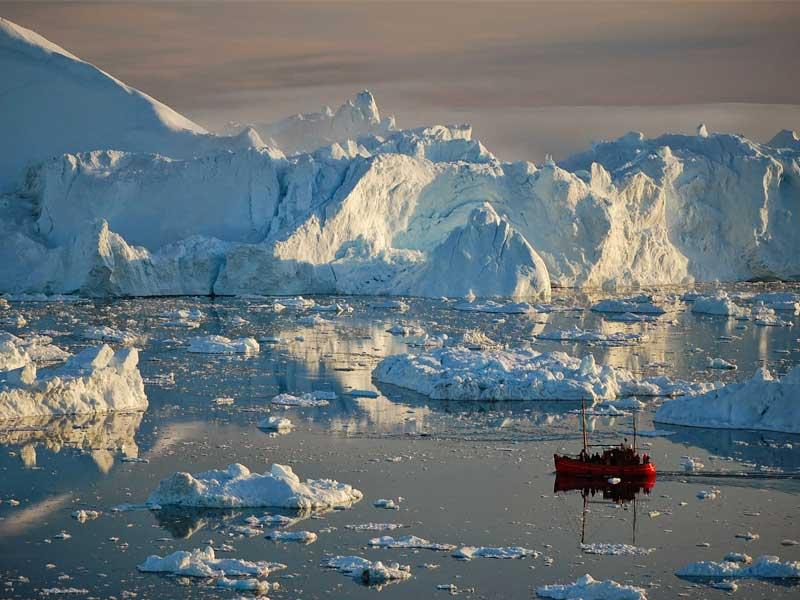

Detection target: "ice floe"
[147, 463, 363, 509]
[655, 366, 800, 433]
[257, 416, 294, 432]
[452, 546, 536, 560]
[137, 545, 285, 578]
[536, 574, 647, 600]
[0, 345, 147, 419]
[536, 326, 645, 346]
[80, 325, 143, 346]
[591, 295, 673, 315]
[580, 543, 654, 556]
[270, 392, 330, 407]
[369, 535, 455, 551]
[187, 336, 259, 354]
[690, 293, 748, 318]
[321, 555, 411, 586]
[676, 554, 800, 578]
[265, 529, 317, 544]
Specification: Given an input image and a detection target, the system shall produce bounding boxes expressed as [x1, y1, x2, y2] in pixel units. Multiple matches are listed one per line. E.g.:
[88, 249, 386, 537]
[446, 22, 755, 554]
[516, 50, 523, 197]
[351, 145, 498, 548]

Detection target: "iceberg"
[146, 463, 363, 509]
[0, 345, 147, 420]
[374, 348, 692, 402]
[137, 545, 284, 578]
[676, 555, 800, 579]
[536, 574, 647, 600]
[2, 19, 800, 299]
[655, 366, 800, 433]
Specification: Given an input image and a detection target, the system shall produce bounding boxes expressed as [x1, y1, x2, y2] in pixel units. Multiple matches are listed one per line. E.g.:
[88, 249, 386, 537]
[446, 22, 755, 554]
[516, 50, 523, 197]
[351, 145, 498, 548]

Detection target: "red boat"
[554, 398, 657, 480]
[554, 453, 656, 478]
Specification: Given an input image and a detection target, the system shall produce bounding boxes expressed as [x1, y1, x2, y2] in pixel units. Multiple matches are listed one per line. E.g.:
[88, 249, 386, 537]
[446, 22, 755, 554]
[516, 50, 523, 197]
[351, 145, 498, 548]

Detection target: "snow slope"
[0, 17, 263, 193]
[1, 20, 799, 298]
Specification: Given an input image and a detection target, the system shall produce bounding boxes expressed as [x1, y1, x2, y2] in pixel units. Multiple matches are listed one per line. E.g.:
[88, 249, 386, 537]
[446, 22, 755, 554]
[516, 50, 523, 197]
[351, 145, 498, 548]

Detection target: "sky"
[4, 1, 799, 161]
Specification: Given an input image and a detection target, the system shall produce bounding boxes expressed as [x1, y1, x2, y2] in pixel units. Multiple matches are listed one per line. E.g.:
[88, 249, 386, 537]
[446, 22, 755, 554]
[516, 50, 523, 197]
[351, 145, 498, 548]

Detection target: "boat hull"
[554, 454, 656, 479]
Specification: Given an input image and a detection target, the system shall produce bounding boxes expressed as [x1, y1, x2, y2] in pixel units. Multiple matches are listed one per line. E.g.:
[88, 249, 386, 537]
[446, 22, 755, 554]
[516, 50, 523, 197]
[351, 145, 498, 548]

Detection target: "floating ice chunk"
[375, 348, 692, 402]
[265, 529, 317, 544]
[591, 295, 672, 315]
[735, 532, 759, 541]
[580, 543, 655, 556]
[80, 326, 143, 346]
[0, 314, 27, 328]
[162, 308, 204, 328]
[369, 535, 455, 552]
[655, 366, 800, 433]
[724, 553, 752, 564]
[373, 498, 399, 510]
[258, 416, 293, 432]
[321, 555, 411, 585]
[691, 294, 748, 318]
[449, 329, 499, 350]
[707, 357, 736, 370]
[676, 554, 800, 578]
[71, 509, 101, 522]
[146, 463, 363, 509]
[311, 302, 352, 313]
[346, 523, 407, 531]
[537, 326, 645, 347]
[452, 300, 535, 314]
[137, 546, 285, 578]
[750, 305, 792, 327]
[711, 580, 737, 591]
[270, 393, 330, 407]
[215, 577, 275, 593]
[0, 345, 147, 419]
[536, 574, 647, 600]
[681, 457, 705, 472]
[386, 324, 424, 336]
[0, 332, 69, 365]
[276, 297, 316, 309]
[782, 539, 800, 546]
[298, 314, 332, 326]
[604, 312, 659, 323]
[213, 397, 234, 406]
[187, 336, 259, 354]
[452, 546, 536, 560]
[697, 489, 719, 500]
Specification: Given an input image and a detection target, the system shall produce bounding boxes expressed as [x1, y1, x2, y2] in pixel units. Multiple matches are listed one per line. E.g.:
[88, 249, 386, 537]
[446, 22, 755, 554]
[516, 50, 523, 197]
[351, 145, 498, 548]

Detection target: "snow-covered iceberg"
[147, 463, 363, 509]
[0, 345, 147, 420]
[536, 574, 647, 600]
[137, 545, 284, 578]
[655, 366, 800, 433]
[2, 18, 800, 299]
[676, 554, 800, 579]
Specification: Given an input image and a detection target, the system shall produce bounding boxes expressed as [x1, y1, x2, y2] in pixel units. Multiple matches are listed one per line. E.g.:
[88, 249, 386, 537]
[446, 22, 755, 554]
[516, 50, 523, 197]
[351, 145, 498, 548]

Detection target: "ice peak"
[767, 129, 800, 149]
[697, 123, 709, 138]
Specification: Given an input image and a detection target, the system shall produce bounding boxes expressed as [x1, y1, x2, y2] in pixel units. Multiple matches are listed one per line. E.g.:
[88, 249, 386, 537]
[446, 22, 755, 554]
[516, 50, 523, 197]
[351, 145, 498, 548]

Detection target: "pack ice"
[1, 18, 799, 299]
[655, 366, 800, 433]
[147, 463, 363, 509]
[0, 344, 147, 420]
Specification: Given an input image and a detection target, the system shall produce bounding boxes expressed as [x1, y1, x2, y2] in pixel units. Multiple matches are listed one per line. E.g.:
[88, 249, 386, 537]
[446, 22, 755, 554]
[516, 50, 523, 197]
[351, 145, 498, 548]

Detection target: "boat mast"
[632, 410, 637, 454]
[581, 397, 588, 454]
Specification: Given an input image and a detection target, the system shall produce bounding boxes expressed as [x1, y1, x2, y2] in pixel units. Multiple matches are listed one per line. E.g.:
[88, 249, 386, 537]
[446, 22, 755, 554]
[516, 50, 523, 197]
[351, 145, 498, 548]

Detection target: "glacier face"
[1, 18, 799, 299]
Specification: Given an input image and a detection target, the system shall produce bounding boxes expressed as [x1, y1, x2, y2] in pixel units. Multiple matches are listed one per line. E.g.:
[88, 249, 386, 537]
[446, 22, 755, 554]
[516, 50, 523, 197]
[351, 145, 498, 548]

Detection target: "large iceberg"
[1, 18, 799, 299]
[0, 345, 147, 420]
[373, 348, 695, 401]
[655, 366, 800, 433]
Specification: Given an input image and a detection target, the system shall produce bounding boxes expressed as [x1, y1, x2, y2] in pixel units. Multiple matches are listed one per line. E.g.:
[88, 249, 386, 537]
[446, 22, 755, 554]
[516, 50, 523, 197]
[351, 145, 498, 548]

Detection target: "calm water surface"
[1, 286, 799, 599]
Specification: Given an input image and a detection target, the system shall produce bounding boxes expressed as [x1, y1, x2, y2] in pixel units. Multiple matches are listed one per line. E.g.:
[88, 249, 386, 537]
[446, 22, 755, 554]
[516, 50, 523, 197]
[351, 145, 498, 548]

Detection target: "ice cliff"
[1, 18, 799, 299]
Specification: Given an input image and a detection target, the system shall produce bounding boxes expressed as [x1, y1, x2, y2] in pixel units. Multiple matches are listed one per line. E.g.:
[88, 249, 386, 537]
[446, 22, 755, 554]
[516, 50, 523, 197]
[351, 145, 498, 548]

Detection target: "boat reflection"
[554, 473, 655, 504]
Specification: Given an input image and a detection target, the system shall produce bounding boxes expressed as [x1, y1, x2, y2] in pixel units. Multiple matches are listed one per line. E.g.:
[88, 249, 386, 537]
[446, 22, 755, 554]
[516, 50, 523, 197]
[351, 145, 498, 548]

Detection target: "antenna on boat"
[581, 397, 588, 454]
[632, 409, 637, 454]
